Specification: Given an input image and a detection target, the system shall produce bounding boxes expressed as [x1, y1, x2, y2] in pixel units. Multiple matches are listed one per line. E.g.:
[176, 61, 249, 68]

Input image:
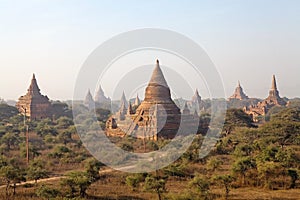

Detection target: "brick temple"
[16, 74, 51, 120]
[243, 75, 286, 121]
[106, 60, 199, 140]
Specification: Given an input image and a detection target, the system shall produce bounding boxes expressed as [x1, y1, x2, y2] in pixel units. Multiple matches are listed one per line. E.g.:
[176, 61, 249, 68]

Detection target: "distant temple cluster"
[229, 75, 287, 121]
[15, 61, 288, 138]
[84, 86, 111, 110]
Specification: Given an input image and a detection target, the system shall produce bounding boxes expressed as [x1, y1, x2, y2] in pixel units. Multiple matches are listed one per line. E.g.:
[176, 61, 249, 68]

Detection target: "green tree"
[56, 116, 74, 129]
[27, 159, 49, 184]
[144, 174, 167, 200]
[189, 174, 210, 200]
[0, 132, 20, 150]
[0, 103, 19, 121]
[36, 185, 60, 200]
[57, 130, 72, 145]
[125, 173, 146, 191]
[206, 157, 223, 172]
[257, 161, 283, 189]
[0, 165, 25, 197]
[212, 174, 234, 200]
[84, 158, 103, 182]
[223, 109, 255, 135]
[232, 156, 256, 185]
[61, 171, 91, 198]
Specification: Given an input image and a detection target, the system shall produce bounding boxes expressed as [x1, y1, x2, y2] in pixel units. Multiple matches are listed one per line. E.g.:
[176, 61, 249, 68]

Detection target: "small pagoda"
[229, 81, 249, 100]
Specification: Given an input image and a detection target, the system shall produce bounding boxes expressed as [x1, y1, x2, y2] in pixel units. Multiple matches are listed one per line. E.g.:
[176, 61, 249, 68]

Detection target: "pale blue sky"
[0, 0, 299, 100]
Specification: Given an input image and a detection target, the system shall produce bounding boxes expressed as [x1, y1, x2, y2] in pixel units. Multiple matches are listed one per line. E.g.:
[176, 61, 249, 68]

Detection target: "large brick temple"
[106, 60, 199, 140]
[16, 74, 51, 120]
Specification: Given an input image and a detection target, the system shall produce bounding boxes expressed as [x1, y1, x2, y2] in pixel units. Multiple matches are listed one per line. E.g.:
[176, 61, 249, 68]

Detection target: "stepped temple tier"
[106, 60, 201, 140]
[16, 74, 51, 120]
[229, 81, 249, 100]
[243, 75, 287, 121]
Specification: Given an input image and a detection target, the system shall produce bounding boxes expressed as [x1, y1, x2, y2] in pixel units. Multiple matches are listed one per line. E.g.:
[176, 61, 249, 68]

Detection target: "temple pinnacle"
[271, 75, 277, 90]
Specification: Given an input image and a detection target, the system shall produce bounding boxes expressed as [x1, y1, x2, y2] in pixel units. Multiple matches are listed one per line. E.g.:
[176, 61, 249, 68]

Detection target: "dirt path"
[0, 165, 135, 189]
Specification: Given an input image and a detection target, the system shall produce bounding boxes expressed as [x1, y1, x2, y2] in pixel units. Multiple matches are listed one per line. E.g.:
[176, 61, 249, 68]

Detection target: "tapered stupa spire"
[144, 59, 171, 102]
[127, 101, 133, 115]
[27, 73, 41, 95]
[134, 94, 141, 106]
[192, 89, 201, 103]
[120, 91, 128, 108]
[271, 75, 277, 90]
[148, 59, 168, 88]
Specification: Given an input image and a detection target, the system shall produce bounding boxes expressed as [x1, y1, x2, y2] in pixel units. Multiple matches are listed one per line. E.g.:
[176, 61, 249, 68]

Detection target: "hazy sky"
[0, 0, 299, 101]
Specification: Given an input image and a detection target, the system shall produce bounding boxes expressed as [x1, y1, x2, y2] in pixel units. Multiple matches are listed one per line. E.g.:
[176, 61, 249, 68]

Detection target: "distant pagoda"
[229, 81, 249, 100]
[16, 74, 51, 120]
[244, 75, 286, 122]
[84, 89, 95, 111]
[264, 75, 286, 106]
[94, 85, 111, 106]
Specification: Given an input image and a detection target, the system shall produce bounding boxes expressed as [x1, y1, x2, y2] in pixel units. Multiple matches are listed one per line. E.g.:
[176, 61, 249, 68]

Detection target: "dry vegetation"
[0, 104, 300, 199]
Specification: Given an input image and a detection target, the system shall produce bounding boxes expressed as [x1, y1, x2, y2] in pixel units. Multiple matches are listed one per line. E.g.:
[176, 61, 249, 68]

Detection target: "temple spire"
[134, 94, 141, 106]
[120, 91, 128, 108]
[238, 80, 241, 87]
[27, 73, 41, 95]
[192, 88, 201, 103]
[127, 101, 133, 115]
[182, 102, 190, 115]
[271, 75, 277, 90]
[148, 59, 168, 88]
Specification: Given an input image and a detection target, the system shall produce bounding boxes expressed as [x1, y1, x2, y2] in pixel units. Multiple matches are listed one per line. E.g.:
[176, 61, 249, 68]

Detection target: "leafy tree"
[57, 130, 73, 145]
[56, 116, 74, 129]
[20, 143, 41, 160]
[0, 165, 25, 196]
[48, 145, 71, 158]
[271, 106, 300, 122]
[232, 156, 256, 185]
[144, 174, 167, 200]
[257, 161, 283, 189]
[61, 171, 91, 198]
[27, 159, 49, 184]
[36, 185, 60, 200]
[0, 132, 20, 150]
[125, 173, 146, 191]
[0, 103, 19, 121]
[212, 174, 234, 200]
[35, 120, 58, 137]
[84, 158, 103, 182]
[189, 174, 210, 200]
[163, 163, 188, 178]
[206, 157, 223, 172]
[223, 109, 255, 135]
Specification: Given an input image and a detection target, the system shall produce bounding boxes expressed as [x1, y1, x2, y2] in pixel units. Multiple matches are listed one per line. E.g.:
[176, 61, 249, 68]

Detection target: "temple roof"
[229, 81, 249, 100]
[27, 73, 41, 96]
[271, 75, 277, 90]
[120, 91, 128, 108]
[148, 59, 168, 88]
[192, 89, 201, 103]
